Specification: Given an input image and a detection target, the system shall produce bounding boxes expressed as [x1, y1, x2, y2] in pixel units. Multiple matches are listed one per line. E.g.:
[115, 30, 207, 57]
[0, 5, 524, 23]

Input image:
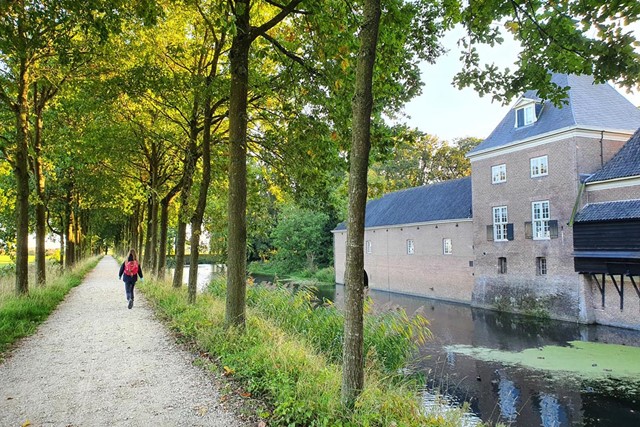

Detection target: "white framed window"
[530, 155, 548, 178]
[536, 257, 547, 275]
[532, 201, 550, 240]
[515, 104, 536, 128]
[493, 206, 508, 241]
[365, 240, 372, 254]
[492, 164, 506, 184]
[406, 239, 415, 255]
[443, 238, 452, 255]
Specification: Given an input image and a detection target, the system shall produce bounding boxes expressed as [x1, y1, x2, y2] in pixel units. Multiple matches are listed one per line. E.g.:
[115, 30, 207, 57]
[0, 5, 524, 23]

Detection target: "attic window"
[515, 104, 536, 128]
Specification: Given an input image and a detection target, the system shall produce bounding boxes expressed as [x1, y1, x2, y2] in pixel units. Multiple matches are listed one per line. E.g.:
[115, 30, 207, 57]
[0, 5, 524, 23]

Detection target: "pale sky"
[401, 27, 640, 142]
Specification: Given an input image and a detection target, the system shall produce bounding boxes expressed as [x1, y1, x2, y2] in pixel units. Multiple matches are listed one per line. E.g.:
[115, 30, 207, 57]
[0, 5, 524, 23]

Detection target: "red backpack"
[124, 260, 139, 276]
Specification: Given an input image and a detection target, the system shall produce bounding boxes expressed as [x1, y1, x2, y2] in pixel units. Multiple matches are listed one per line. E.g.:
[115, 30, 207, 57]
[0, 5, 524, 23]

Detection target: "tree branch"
[250, 0, 305, 41]
[508, 0, 587, 59]
[263, 0, 310, 15]
[260, 32, 318, 75]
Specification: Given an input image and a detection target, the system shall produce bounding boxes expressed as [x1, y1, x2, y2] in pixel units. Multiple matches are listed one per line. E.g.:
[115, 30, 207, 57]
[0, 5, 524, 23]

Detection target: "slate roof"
[574, 199, 640, 223]
[587, 128, 640, 183]
[333, 177, 472, 231]
[468, 74, 640, 155]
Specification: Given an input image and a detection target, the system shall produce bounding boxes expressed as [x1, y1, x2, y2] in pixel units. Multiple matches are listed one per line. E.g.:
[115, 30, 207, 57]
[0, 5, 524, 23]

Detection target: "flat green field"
[0, 255, 35, 264]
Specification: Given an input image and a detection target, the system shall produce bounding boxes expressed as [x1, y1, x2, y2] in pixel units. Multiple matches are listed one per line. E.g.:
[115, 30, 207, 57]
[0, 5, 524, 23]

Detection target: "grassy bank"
[0, 257, 101, 359]
[248, 261, 336, 286]
[141, 278, 474, 426]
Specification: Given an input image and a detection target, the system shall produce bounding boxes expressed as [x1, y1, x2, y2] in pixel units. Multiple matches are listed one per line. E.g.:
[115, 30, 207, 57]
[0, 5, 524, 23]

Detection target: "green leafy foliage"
[451, 0, 640, 105]
[270, 205, 332, 273]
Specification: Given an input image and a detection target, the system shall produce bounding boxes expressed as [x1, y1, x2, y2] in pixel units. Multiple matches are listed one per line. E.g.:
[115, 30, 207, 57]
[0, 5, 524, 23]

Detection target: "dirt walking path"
[0, 256, 247, 426]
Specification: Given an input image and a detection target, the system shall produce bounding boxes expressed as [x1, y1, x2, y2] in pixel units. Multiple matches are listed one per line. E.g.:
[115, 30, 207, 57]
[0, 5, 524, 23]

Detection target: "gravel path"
[0, 256, 248, 427]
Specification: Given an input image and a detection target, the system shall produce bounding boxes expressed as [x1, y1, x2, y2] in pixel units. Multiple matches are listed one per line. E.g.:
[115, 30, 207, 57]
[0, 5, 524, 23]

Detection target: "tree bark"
[188, 87, 213, 304]
[225, 0, 251, 328]
[65, 198, 75, 269]
[143, 195, 153, 270]
[14, 59, 30, 295]
[341, 0, 381, 408]
[33, 86, 47, 286]
[157, 184, 180, 280]
[172, 137, 198, 289]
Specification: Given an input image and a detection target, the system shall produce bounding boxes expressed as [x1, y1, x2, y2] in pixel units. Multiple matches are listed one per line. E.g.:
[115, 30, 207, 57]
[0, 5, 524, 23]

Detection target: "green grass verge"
[248, 261, 336, 286]
[0, 256, 102, 358]
[141, 279, 474, 426]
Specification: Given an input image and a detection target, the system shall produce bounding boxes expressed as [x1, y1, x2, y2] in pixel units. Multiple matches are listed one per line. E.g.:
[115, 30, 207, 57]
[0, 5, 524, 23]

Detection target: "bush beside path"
[0, 256, 247, 426]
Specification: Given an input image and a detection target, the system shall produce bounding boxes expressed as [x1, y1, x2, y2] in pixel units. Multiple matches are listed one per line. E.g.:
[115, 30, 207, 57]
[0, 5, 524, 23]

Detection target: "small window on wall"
[365, 240, 372, 254]
[406, 239, 415, 255]
[536, 257, 547, 275]
[492, 164, 506, 184]
[443, 238, 452, 255]
[498, 257, 507, 274]
[530, 155, 548, 178]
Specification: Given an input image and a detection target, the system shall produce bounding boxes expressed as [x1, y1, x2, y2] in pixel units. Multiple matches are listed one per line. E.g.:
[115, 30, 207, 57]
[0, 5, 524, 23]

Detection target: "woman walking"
[119, 249, 143, 309]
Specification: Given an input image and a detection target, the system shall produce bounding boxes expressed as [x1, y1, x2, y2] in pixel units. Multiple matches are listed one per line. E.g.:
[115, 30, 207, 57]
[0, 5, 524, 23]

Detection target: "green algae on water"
[445, 341, 640, 381]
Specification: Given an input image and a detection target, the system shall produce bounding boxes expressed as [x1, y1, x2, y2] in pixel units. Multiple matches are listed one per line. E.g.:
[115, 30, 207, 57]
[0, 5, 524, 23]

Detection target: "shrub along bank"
[141, 277, 476, 426]
[0, 256, 101, 359]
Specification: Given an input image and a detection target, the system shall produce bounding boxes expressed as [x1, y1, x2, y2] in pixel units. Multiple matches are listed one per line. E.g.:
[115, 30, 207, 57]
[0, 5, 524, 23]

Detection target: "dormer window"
[515, 104, 536, 128]
[513, 97, 540, 128]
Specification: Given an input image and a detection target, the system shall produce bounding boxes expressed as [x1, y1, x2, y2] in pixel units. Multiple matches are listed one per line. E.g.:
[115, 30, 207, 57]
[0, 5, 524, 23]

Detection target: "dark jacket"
[119, 260, 143, 284]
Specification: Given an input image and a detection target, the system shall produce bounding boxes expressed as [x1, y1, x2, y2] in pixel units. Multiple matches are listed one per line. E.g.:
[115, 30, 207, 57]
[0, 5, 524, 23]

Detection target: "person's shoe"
[128, 299, 133, 309]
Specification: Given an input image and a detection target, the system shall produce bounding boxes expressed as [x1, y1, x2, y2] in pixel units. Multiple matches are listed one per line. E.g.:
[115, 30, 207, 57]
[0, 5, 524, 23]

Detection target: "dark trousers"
[124, 281, 136, 301]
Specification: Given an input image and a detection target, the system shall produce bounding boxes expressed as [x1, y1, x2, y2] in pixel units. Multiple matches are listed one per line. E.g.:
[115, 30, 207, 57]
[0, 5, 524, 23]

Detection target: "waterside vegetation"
[141, 276, 480, 426]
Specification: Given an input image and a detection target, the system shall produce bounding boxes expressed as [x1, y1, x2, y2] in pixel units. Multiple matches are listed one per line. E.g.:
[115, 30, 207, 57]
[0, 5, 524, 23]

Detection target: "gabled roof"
[574, 199, 640, 223]
[587, 128, 640, 183]
[468, 74, 640, 156]
[333, 177, 472, 231]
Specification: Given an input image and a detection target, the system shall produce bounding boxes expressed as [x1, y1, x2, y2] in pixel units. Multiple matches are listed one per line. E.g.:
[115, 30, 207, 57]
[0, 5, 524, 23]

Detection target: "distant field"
[0, 255, 36, 264]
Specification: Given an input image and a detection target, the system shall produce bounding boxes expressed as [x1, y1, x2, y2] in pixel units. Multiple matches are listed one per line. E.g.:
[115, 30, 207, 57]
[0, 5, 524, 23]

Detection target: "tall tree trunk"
[130, 206, 139, 254]
[172, 137, 198, 289]
[59, 232, 64, 267]
[157, 184, 180, 280]
[14, 60, 30, 295]
[137, 204, 145, 258]
[150, 194, 159, 274]
[74, 208, 82, 262]
[188, 90, 213, 304]
[172, 221, 187, 288]
[65, 199, 75, 268]
[341, 0, 381, 408]
[144, 195, 153, 269]
[225, 0, 251, 328]
[33, 89, 46, 286]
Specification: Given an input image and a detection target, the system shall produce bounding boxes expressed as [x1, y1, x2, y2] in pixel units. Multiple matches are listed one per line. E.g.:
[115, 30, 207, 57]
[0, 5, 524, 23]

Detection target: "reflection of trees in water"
[538, 393, 564, 427]
[495, 371, 520, 423]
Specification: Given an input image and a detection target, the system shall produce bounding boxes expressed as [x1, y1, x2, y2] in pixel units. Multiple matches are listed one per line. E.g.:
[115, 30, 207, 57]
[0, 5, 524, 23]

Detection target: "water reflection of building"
[332, 73, 640, 330]
[359, 288, 640, 427]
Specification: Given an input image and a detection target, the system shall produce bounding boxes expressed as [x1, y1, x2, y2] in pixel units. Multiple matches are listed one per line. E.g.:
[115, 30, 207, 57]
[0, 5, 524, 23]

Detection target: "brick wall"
[470, 135, 626, 321]
[586, 185, 640, 204]
[333, 220, 475, 303]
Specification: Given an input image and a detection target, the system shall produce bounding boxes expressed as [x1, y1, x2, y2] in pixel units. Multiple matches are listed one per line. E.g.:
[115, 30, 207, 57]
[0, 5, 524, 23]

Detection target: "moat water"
[183, 266, 640, 426]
